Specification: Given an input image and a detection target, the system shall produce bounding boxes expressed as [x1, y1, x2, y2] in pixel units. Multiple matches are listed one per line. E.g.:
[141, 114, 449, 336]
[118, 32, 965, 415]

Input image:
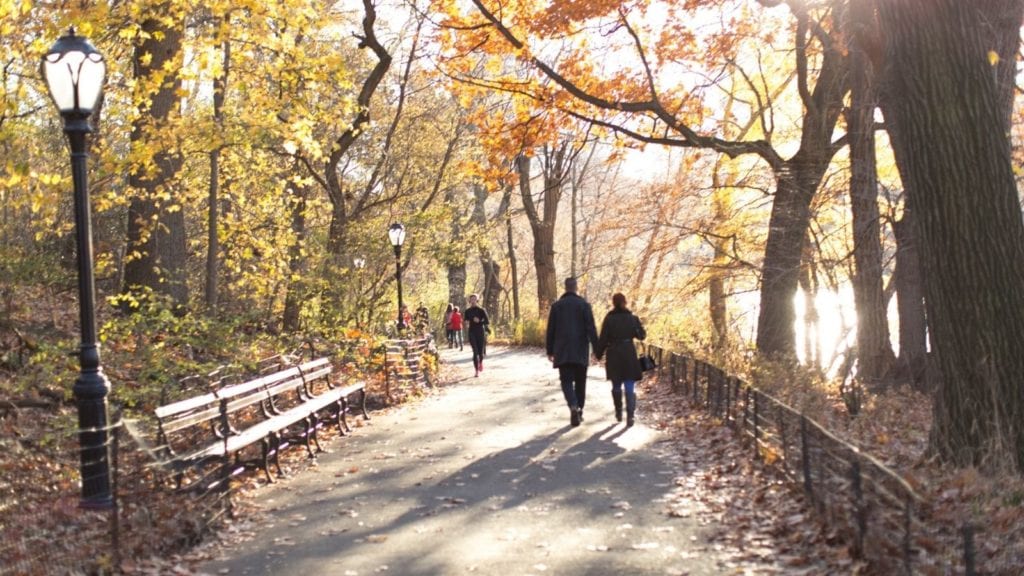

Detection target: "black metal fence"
[1, 342, 384, 575]
[383, 334, 437, 402]
[0, 414, 231, 576]
[647, 344, 987, 574]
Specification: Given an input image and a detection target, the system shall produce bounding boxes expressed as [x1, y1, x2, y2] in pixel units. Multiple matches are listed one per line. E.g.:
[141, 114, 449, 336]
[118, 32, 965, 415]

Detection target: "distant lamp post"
[42, 28, 112, 509]
[387, 223, 406, 330]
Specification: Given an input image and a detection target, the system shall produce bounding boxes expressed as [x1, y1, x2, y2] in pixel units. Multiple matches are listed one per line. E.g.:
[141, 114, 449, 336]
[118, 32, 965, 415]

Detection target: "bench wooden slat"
[216, 366, 303, 400]
[154, 391, 219, 419]
[154, 356, 370, 489]
[158, 405, 223, 436]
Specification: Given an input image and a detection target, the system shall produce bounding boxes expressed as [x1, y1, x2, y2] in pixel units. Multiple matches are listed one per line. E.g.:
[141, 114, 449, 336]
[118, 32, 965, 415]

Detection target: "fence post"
[963, 524, 976, 576]
[800, 415, 813, 498]
[851, 459, 865, 559]
[724, 376, 732, 424]
[111, 419, 121, 571]
[733, 378, 742, 425]
[752, 390, 760, 457]
[692, 359, 699, 404]
[668, 353, 675, 392]
[743, 387, 751, 431]
[903, 495, 914, 576]
[705, 363, 713, 411]
[777, 404, 788, 472]
[714, 368, 724, 417]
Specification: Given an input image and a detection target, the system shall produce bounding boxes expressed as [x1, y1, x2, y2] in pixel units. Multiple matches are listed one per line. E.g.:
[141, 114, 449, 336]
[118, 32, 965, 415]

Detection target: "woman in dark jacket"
[595, 293, 647, 426]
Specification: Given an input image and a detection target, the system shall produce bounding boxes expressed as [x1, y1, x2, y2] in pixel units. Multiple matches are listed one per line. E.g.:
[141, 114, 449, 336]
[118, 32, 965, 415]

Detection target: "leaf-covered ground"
[2, 338, 1023, 574]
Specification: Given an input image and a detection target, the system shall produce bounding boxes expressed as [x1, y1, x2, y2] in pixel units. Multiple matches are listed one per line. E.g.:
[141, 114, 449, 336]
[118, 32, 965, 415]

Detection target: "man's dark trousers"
[558, 364, 587, 411]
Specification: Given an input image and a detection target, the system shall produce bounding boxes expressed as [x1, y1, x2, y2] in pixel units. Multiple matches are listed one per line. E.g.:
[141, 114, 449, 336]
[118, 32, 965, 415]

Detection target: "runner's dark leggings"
[469, 331, 486, 370]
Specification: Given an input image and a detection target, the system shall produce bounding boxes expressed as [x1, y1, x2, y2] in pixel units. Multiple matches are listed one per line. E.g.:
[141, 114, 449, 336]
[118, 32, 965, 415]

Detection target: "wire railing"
[648, 344, 988, 574]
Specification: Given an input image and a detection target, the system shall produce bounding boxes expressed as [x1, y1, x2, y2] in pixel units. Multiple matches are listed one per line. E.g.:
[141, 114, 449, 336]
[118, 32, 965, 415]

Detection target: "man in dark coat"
[546, 277, 599, 427]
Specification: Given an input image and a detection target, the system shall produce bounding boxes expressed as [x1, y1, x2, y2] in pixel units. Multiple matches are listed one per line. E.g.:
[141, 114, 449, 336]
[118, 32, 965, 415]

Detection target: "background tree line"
[3, 0, 1024, 474]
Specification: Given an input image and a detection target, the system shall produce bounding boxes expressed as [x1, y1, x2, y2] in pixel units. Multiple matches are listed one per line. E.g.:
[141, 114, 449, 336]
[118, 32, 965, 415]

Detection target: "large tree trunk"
[282, 183, 309, 332]
[123, 11, 188, 310]
[755, 6, 848, 357]
[516, 152, 562, 314]
[892, 206, 928, 390]
[875, 0, 1024, 470]
[445, 184, 468, 312]
[506, 211, 520, 322]
[847, 3, 895, 382]
[755, 158, 831, 356]
[799, 253, 820, 368]
[205, 34, 229, 312]
[448, 265, 467, 312]
[323, 0, 392, 257]
[709, 164, 732, 352]
[481, 258, 502, 322]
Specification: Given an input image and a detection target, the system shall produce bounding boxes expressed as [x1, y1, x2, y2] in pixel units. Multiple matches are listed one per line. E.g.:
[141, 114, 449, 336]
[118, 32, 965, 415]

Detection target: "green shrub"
[511, 318, 546, 347]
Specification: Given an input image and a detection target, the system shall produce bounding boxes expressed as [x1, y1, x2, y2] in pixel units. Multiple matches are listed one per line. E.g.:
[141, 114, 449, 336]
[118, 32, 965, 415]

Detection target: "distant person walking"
[546, 277, 599, 427]
[464, 295, 489, 376]
[595, 293, 647, 427]
[444, 303, 455, 348]
[450, 306, 464, 351]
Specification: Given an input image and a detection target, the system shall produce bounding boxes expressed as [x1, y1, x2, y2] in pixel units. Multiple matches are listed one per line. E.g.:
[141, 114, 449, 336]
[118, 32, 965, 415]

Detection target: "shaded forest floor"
[1, 285, 1023, 573]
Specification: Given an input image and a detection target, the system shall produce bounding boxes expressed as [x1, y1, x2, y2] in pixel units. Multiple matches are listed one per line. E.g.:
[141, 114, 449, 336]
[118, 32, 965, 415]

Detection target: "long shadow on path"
[199, 346, 724, 576]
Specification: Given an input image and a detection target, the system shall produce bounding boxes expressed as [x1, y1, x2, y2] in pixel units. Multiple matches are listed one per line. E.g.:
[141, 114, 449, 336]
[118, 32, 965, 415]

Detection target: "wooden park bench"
[152, 356, 369, 490]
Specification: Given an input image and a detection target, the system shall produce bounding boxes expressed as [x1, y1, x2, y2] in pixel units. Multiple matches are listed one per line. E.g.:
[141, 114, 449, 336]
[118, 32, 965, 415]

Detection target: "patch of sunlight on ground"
[604, 425, 657, 451]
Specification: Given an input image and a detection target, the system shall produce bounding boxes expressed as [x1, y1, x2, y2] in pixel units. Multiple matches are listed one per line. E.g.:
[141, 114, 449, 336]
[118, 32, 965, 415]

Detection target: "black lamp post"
[387, 223, 406, 331]
[41, 28, 112, 509]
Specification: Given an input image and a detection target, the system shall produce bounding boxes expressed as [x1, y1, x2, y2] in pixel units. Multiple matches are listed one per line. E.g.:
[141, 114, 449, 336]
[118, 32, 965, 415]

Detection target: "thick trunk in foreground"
[282, 183, 309, 332]
[847, 5, 894, 382]
[755, 158, 831, 357]
[876, 0, 1024, 470]
[892, 206, 928, 390]
[755, 6, 847, 357]
[516, 153, 561, 314]
[123, 12, 188, 310]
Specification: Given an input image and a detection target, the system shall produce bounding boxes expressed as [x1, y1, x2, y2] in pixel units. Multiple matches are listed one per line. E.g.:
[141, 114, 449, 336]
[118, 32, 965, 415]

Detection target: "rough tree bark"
[846, 1, 895, 382]
[123, 10, 188, 311]
[282, 182, 309, 332]
[205, 31, 229, 312]
[892, 205, 928, 390]
[754, 3, 848, 357]
[516, 151, 562, 315]
[874, 0, 1024, 470]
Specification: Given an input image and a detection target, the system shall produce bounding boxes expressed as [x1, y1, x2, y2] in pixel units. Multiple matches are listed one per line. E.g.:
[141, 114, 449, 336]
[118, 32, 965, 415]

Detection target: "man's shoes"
[570, 407, 581, 427]
[626, 416, 635, 427]
[578, 408, 584, 422]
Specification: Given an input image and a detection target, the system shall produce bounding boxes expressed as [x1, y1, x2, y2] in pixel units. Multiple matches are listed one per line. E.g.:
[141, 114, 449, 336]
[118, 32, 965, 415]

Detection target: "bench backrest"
[154, 391, 222, 437]
[155, 357, 336, 445]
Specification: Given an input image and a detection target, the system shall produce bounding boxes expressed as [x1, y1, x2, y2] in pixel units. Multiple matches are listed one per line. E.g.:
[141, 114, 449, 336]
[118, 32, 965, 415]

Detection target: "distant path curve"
[198, 345, 727, 576]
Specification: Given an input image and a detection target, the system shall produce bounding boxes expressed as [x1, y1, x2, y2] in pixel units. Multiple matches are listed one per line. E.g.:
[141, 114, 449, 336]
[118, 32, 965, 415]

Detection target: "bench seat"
[154, 357, 369, 490]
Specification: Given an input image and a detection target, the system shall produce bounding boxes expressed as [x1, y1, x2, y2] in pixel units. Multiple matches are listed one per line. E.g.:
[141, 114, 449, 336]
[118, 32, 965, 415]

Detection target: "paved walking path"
[198, 346, 727, 576]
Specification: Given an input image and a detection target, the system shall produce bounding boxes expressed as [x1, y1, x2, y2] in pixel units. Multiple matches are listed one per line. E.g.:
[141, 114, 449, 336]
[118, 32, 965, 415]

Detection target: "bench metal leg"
[358, 389, 370, 420]
[269, 433, 285, 479]
[308, 414, 325, 454]
[337, 399, 350, 434]
[301, 417, 317, 458]
[260, 437, 276, 483]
